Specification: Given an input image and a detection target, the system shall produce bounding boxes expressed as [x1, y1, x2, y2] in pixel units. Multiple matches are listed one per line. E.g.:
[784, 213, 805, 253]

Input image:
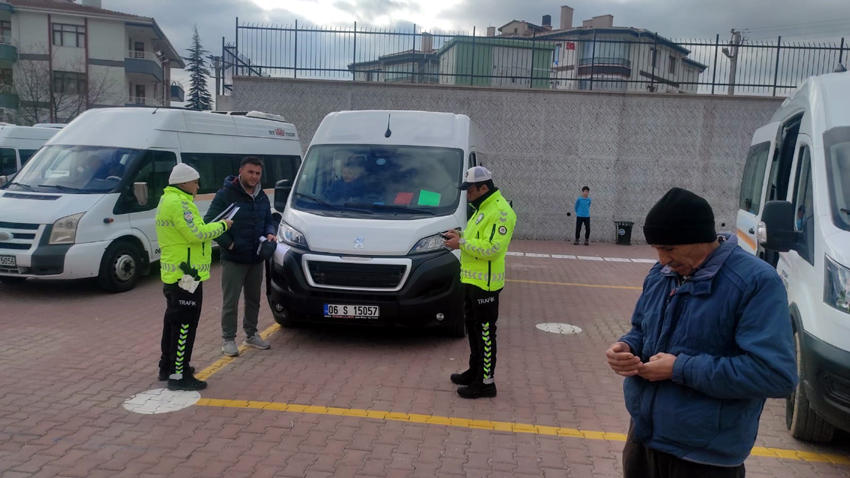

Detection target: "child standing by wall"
[574, 186, 591, 245]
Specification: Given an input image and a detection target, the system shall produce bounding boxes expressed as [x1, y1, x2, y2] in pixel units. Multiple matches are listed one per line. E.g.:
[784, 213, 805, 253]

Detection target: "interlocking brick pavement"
[0, 240, 847, 477]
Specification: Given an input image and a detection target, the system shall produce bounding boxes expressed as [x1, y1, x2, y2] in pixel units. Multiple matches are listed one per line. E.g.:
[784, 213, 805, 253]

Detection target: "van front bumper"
[0, 240, 106, 280]
[268, 247, 463, 329]
[802, 330, 850, 433]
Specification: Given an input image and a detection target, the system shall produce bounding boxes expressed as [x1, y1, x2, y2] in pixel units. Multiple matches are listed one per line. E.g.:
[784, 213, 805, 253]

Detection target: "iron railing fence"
[217, 20, 847, 97]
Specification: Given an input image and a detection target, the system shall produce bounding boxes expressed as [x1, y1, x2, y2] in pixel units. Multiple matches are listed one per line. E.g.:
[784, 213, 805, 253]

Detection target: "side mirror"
[274, 179, 292, 211]
[133, 182, 149, 206]
[0, 175, 7, 188]
[759, 200, 799, 252]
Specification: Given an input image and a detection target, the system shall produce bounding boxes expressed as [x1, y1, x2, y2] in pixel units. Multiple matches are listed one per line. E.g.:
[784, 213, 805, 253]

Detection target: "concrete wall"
[231, 77, 783, 243]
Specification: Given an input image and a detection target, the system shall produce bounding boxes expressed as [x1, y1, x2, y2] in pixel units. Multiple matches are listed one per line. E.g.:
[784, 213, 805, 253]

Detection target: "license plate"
[0, 255, 15, 267]
[324, 304, 379, 319]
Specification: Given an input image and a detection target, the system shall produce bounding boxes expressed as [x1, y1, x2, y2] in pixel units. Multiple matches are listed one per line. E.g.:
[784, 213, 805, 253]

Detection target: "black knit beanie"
[643, 188, 717, 245]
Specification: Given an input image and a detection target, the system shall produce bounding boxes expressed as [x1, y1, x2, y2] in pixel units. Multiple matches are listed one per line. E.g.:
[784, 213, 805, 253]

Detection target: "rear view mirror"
[274, 179, 292, 211]
[133, 182, 149, 206]
[0, 175, 7, 188]
[759, 201, 799, 252]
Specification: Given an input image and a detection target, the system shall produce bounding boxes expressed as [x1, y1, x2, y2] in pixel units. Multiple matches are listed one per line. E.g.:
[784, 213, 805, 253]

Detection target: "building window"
[0, 21, 11, 41]
[53, 71, 86, 95]
[668, 56, 677, 74]
[52, 23, 86, 48]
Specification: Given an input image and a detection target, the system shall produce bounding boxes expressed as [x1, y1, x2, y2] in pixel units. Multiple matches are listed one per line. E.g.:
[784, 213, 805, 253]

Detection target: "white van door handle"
[748, 228, 755, 234]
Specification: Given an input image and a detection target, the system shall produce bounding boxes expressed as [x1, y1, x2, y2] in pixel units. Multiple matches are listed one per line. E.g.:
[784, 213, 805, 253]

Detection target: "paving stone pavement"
[1, 240, 848, 478]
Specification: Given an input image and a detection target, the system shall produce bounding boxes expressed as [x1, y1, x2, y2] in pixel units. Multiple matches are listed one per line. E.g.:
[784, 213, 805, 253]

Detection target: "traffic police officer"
[156, 163, 232, 391]
[444, 166, 517, 399]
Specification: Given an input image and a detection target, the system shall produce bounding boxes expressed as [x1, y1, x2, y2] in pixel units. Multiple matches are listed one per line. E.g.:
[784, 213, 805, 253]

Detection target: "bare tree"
[14, 49, 121, 125]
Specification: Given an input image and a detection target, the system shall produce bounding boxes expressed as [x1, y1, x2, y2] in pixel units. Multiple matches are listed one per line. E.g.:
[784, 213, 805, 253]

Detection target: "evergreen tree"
[183, 25, 212, 111]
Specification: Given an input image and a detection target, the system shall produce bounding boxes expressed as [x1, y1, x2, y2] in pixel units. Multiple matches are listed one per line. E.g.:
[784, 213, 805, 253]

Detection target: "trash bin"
[615, 221, 634, 245]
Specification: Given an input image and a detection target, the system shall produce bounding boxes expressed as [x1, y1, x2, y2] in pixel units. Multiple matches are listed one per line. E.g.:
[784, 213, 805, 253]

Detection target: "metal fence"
[217, 20, 847, 97]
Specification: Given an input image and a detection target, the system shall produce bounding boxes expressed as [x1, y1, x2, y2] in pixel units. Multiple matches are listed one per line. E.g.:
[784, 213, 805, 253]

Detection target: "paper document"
[211, 203, 239, 222]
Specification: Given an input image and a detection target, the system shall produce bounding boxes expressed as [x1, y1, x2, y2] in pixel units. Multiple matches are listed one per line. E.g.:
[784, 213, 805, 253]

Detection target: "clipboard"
[211, 203, 239, 222]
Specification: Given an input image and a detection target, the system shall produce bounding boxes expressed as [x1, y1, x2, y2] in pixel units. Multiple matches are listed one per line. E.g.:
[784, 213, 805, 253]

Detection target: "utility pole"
[722, 29, 743, 95]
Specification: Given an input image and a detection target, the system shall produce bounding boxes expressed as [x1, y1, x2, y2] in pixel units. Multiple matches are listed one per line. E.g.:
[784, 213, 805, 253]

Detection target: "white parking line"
[551, 254, 577, 259]
[604, 257, 633, 263]
[525, 253, 551, 258]
[507, 251, 656, 264]
[577, 256, 605, 261]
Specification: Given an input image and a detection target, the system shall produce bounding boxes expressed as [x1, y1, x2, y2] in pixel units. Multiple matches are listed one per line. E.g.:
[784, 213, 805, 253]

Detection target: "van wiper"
[370, 204, 436, 215]
[8, 182, 36, 192]
[38, 184, 84, 192]
[295, 192, 333, 207]
[841, 208, 850, 215]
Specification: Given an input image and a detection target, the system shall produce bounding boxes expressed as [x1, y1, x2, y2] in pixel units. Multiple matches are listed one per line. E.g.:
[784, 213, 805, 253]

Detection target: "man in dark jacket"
[204, 156, 277, 357]
[606, 187, 797, 478]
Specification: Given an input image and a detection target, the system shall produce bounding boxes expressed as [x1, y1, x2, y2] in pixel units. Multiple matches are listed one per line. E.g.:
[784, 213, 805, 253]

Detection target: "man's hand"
[637, 353, 677, 382]
[223, 219, 234, 230]
[443, 230, 461, 250]
[266, 234, 276, 242]
[606, 342, 642, 377]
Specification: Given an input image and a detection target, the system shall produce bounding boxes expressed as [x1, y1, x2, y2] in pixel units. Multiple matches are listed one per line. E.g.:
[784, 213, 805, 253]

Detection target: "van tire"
[98, 241, 142, 293]
[786, 328, 835, 443]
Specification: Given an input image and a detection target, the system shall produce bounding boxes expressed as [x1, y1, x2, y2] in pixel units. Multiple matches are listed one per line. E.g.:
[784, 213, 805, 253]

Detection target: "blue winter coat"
[619, 234, 797, 467]
[203, 175, 276, 264]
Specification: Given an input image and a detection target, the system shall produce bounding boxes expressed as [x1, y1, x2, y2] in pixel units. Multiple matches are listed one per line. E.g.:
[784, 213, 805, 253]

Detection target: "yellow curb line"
[507, 279, 642, 290]
[194, 324, 281, 381]
[193, 398, 850, 466]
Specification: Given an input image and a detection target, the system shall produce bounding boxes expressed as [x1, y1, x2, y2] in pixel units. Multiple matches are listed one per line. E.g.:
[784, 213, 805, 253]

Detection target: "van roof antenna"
[384, 114, 392, 138]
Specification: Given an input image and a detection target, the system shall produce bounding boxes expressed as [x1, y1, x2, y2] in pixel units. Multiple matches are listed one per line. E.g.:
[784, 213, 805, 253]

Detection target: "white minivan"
[0, 108, 302, 292]
[0, 124, 63, 185]
[736, 71, 850, 443]
[269, 110, 486, 337]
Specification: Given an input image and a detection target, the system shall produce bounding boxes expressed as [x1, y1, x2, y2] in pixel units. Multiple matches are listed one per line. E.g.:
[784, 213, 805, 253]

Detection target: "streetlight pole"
[722, 29, 742, 95]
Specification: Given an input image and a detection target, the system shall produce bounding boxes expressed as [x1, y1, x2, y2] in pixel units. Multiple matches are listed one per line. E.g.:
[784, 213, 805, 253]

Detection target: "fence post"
[772, 36, 782, 97]
[293, 20, 298, 79]
[412, 24, 417, 83]
[235, 17, 239, 61]
[529, 31, 536, 88]
[589, 30, 597, 91]
[470, 27, 476, 86]
[352, 22, 357, 81]
[840, 37, 845, 66]
[650, 32, 658, 92]
[711, 33, 719, 94]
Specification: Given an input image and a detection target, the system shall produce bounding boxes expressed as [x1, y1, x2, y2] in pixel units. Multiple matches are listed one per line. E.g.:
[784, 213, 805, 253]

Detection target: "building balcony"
[125, 50, 163, 82]
[170, 82, 184, 102]
[125, 96, 163, 107]
[0, 36, 17, 68]
[0, 83, 18, 109]
[577, 57, 631, 78]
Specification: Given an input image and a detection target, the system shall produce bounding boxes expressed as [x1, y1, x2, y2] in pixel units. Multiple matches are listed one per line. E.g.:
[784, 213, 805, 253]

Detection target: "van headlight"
[824, 255, 850, 314]
[410, 233, 447, 255]
[278, 222, 308, 249]
[49, 212, 84, 245]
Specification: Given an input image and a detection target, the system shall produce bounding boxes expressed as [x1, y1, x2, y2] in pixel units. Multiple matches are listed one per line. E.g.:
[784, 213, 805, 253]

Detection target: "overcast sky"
[103, 0, 849, 101]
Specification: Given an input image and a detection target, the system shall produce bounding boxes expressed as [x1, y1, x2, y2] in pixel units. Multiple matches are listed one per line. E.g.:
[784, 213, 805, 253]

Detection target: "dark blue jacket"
[619, 234, 797, 466]
[204, 175, 276, 264]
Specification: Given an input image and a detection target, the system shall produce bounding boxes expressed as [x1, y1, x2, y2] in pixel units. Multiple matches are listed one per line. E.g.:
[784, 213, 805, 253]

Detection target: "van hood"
[284, 207, 463, 256]
[0, 191, 104, 224]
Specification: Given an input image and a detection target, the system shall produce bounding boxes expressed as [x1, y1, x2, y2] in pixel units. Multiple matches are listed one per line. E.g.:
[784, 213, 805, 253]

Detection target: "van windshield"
[6, 145, 142, 194]
[292, 144, 464, 218]
[825, 127, 850, 232]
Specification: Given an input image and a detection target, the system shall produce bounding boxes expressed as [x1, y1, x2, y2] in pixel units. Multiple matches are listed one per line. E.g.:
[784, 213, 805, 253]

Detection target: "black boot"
[167, 374, 207, 391]
[158, 365, 195, 381]
[457, 382, 497, 399]
[450, 369, 476, 386]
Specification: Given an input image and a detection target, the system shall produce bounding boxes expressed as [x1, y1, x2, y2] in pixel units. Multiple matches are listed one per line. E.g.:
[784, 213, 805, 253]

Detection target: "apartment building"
[0, 0, 184, 124]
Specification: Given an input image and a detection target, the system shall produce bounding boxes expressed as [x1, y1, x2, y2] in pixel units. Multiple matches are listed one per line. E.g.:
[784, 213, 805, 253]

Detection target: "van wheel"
[97, 241, 142, 293]
[786, 328, 835, 443]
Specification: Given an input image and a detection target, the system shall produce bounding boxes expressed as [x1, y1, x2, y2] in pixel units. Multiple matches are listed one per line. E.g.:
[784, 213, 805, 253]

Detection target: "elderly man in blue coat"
[606, 187, 797, 478]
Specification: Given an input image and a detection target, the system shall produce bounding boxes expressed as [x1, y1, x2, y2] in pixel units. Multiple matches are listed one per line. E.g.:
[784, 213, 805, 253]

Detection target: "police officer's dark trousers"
[464, 284, 501, 384]
[159, 282, 203, 378]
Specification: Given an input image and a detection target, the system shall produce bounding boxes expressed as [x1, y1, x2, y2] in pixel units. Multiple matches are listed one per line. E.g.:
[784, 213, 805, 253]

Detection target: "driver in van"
[325, 155, 368, 203]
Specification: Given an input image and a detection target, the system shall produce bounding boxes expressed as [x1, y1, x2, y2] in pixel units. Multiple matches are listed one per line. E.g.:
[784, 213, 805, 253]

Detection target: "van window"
[824, 126, 850, 232]
[182, 153, 300, 195]
[0, 148, 16, 176]
[739, 142, 770, 213]
[19, 150, 38, 166]
[115, 150, 177, 214]
[792, 145, 814, 264]
[8, 145, 142, 194]
[767, 117, 802, 202]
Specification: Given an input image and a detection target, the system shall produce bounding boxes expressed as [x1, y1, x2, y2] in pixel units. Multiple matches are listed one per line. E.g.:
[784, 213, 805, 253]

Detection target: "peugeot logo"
[353, 237, 364, 249]
[0, 231, 10, 241]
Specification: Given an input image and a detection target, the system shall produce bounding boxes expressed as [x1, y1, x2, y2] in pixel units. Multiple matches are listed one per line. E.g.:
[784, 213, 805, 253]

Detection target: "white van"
[736, 72, 850, 443]
[269, 110, 486, 337]
[0, 124, 63, 185]
[0, 108, 302, 292]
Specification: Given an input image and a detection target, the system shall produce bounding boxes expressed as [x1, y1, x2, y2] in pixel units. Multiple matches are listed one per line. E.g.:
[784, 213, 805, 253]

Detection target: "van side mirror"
[274, 179, 292, 211]
[0, 175, 7, 188]
[759, 200, 799, 252]
[133, 182, 149, 206]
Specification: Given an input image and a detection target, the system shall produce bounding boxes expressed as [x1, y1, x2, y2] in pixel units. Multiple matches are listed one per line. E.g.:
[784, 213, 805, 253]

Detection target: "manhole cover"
[536, 323, 583, 335]
[123, 388, 201, 414]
